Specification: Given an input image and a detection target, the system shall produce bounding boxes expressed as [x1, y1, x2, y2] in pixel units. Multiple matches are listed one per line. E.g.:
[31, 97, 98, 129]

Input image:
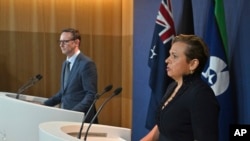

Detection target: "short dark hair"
[61, 28, 81, 43]
[172, 34, 209, 74]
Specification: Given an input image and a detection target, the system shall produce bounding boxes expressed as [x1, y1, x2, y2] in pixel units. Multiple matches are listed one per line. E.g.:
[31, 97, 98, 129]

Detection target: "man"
[44, 28, 98, 123]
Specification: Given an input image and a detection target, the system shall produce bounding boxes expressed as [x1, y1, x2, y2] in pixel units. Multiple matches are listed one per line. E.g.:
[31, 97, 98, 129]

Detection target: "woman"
[141, 34, 220, 141]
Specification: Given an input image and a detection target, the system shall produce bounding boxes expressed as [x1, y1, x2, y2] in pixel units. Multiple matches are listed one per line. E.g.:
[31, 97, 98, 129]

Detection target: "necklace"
[162, 86, 180, 109]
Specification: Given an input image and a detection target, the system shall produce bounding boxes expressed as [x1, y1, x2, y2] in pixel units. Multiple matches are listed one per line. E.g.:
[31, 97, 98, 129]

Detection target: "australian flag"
[202, 0, 234, 141]
[145, 0, 175, 130]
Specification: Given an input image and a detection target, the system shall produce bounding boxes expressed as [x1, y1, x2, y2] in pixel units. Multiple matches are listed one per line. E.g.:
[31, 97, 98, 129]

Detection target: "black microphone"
[16, 74, 43, 99]
[77, 84, 113, 139]
[83, 87, 122, 141]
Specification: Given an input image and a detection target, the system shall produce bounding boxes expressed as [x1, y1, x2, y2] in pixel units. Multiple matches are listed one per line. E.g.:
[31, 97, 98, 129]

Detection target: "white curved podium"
[0, 92, 83, 141]
[39, 121, 131, 141]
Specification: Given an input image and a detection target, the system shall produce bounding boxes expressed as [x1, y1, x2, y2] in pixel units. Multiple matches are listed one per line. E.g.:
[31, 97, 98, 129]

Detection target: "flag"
[175, 0, 194, 35]
[202, 0, 234, 141]
[145, 0, 175, 130]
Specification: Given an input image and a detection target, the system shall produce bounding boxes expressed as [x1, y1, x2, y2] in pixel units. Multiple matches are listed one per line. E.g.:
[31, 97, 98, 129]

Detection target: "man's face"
[59, 32, 77, 57]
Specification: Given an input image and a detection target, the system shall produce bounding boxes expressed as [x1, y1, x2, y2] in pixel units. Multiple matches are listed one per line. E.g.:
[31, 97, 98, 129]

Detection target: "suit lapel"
[63, 54, 81, 91]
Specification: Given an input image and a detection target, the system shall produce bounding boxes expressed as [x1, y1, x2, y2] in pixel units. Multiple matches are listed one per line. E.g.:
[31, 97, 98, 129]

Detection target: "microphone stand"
[83, 87, 122, 141]
[77, 84, 113, 139]
[16, 74, 43, 99]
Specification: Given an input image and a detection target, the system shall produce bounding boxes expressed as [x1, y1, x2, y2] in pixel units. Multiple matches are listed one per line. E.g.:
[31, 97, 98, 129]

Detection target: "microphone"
[77, 84, 113, 139]
[16, 74, 43, 99]
[83, 87, 122, 141]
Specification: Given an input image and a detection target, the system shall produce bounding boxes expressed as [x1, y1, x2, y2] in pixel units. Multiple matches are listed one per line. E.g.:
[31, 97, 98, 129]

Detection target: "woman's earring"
[190, 70, 194, 74]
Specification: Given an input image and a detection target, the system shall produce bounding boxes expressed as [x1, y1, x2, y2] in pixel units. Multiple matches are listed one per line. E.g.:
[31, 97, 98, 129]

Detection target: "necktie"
[64, 61, 70, 89]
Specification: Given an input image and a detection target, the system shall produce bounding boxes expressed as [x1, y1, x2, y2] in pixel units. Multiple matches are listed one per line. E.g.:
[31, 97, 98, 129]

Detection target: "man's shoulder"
[77, 53, 93, 62]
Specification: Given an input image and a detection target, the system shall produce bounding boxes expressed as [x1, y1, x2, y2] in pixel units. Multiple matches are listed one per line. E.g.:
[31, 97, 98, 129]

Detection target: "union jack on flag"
[156, 0, 175, 44]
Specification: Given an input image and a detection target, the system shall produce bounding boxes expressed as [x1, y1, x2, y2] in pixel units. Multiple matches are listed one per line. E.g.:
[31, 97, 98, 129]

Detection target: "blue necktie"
[64, 61, 70, 89]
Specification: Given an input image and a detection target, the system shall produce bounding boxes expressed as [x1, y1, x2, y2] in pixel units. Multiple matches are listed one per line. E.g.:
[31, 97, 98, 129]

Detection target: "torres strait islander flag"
[202, 0, 234, 141]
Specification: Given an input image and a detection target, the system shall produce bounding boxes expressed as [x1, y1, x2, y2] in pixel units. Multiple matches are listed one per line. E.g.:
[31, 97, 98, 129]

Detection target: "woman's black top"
[156, 74, 220, 141]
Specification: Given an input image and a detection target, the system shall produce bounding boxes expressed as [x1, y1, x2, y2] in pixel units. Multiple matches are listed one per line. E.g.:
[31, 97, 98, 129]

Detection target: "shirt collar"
[66, 50, 80, 64]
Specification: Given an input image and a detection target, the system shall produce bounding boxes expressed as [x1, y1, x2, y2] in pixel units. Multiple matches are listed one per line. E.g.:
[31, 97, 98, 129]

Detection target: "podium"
[0, 92, 83, 141]
[39, 121, 131, 141]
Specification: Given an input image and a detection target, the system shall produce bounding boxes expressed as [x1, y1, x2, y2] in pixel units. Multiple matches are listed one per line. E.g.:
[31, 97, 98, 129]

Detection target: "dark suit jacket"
[44, 53, 98, 123]
[157, 74, 219, 141]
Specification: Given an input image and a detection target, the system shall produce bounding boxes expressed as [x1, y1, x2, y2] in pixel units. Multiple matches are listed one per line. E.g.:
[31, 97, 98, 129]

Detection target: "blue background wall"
[133, 0, 250, 140]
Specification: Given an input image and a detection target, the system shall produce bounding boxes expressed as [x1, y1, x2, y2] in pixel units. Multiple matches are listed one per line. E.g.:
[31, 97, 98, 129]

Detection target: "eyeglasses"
[58, 39, 75, 45]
